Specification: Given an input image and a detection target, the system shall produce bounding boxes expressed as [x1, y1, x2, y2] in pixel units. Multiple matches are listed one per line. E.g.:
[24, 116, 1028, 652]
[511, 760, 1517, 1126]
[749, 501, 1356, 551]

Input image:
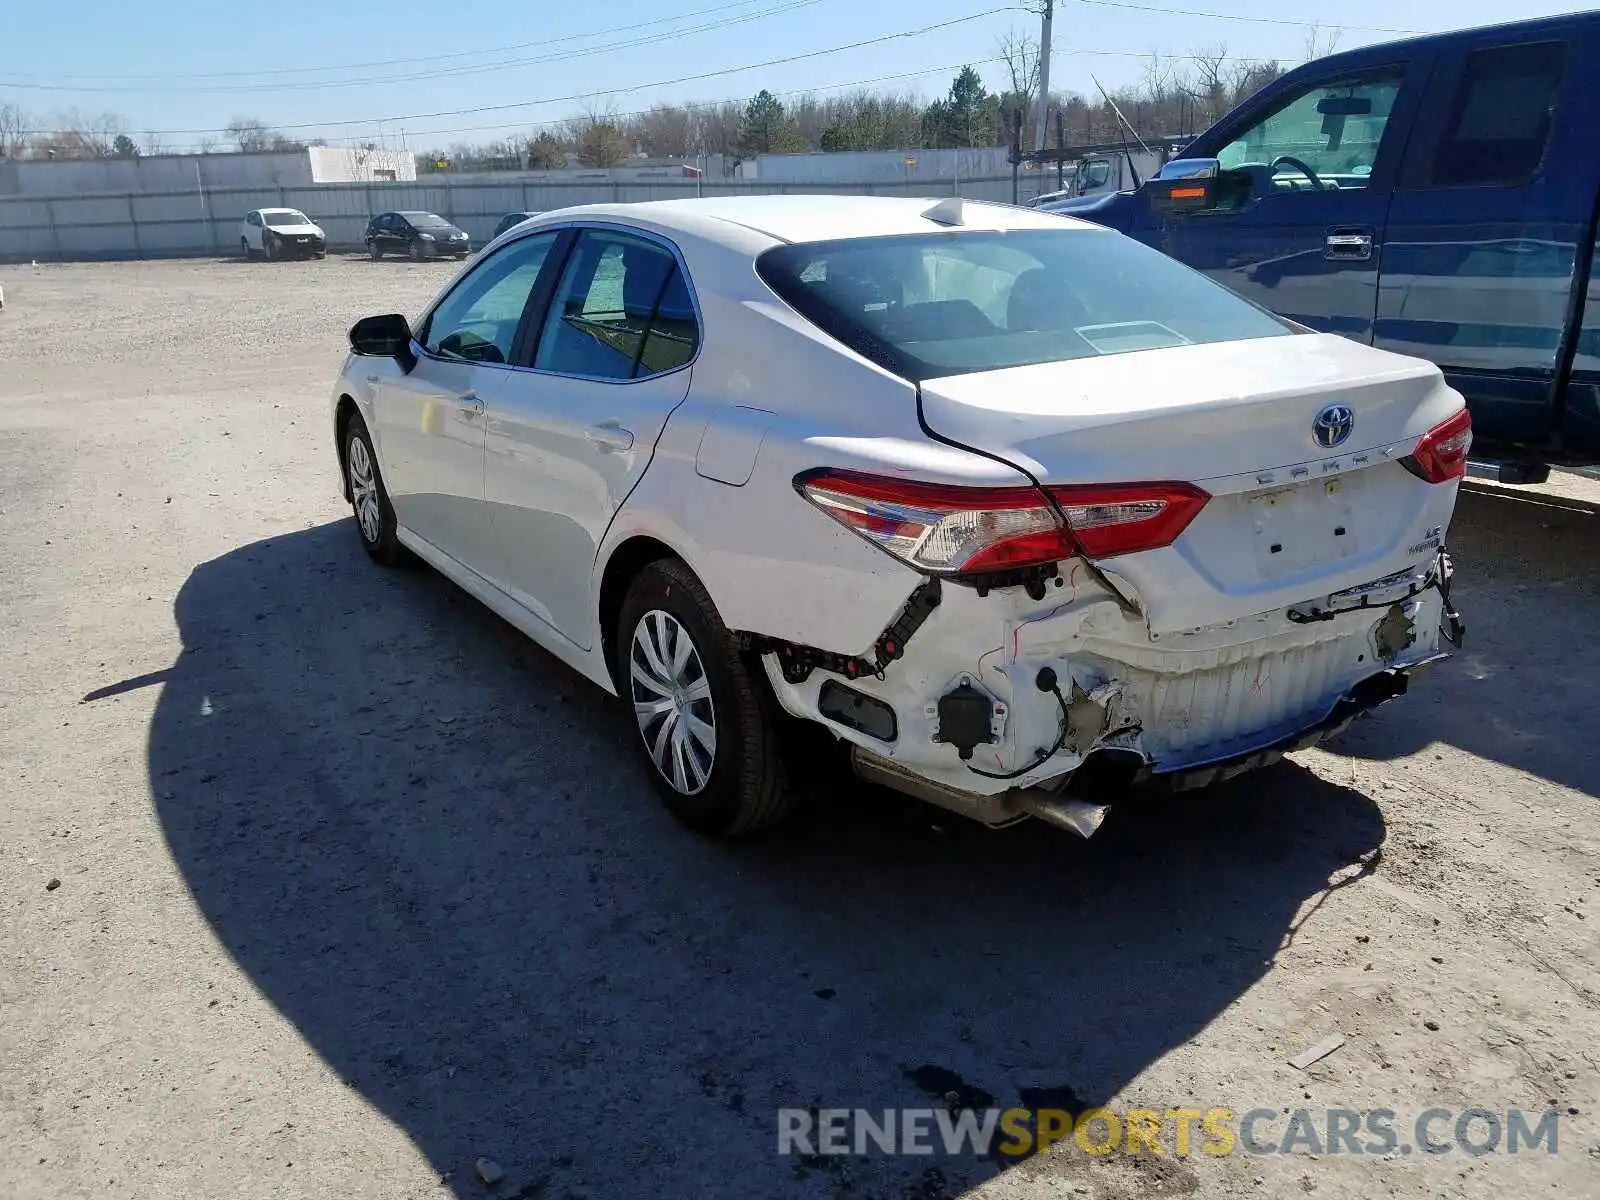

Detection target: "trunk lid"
[918, 334, 1465, 632]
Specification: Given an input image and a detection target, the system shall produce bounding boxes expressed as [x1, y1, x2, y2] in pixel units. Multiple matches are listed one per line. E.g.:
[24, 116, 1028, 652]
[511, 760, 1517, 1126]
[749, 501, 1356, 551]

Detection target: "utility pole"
[1033, 0, 1054, 153]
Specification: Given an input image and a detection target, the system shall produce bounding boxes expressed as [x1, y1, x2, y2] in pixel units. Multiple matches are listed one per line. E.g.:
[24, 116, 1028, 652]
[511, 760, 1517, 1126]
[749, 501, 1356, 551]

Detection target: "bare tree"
[224, 117, 272, 152]
[996, 29, 1041, 110]
[0, 102, 30, 158]
[197, 136, 218, 155]
[1302, 23, 1343, 62]
[140, 130, 167, 156]
[564, 104, 631, 167]
[628, 104, 694, 159]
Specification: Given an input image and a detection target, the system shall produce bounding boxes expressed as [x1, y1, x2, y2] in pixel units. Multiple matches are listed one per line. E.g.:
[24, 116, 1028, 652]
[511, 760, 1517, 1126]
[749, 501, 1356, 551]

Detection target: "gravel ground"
[2, 256, 1598, 1200]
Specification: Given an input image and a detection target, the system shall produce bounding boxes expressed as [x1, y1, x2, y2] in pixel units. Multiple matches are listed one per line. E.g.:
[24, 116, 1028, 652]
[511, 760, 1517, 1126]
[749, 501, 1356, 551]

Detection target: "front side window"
[421, 233, 557, 365]
[757, 228, 1292, 382]
[1216, 68, 1405, 193]
[1424, 41, 1566, 188]
[534, 229, 696, 380]
[246, 212, 260, 226]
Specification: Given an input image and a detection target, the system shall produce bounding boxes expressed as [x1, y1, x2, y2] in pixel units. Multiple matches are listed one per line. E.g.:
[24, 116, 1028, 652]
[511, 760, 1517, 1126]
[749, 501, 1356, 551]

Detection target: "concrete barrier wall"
[0, 174, 1021, 262]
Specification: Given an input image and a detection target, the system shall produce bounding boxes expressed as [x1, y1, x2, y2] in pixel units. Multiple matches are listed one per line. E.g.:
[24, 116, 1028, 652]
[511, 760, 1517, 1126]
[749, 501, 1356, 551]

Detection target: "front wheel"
[617, 559, 795, 836]
[368, 240, 382, 260]
[344, 416, 404, 566]
[408, 240, 424, 260]
[264, 234, 279, 261]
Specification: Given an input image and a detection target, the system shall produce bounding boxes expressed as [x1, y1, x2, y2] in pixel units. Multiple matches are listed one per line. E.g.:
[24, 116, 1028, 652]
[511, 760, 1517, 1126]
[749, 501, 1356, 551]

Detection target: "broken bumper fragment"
[761, 551, 1459, 822]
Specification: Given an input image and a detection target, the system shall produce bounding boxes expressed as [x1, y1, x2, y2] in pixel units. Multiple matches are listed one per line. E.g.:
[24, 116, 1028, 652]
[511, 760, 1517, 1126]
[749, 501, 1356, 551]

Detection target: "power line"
[15, 37, 1300, 149]
[0, 0, 813, 83]
[0, 0, 829, 95]
[1070, 0, 1422, 36]
[19, 7, 1021, 138]
[195, 42, 1292, 149]
[0, 0, 825, 95]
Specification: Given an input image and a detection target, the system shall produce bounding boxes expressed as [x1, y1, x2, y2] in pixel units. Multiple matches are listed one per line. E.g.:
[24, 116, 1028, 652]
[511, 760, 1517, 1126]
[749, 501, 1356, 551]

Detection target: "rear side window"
[757, 229, 1291, 382]
[1425, 41, 1566, 187]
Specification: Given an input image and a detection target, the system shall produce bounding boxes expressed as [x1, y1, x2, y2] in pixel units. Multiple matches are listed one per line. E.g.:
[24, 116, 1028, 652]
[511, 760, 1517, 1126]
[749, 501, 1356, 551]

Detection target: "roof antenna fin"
[923, 197, 965, 227]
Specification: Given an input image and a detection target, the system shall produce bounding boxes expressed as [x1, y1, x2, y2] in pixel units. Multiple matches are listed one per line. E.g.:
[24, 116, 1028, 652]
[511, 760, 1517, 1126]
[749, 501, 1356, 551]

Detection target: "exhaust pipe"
[1012, 790, 1109, 839]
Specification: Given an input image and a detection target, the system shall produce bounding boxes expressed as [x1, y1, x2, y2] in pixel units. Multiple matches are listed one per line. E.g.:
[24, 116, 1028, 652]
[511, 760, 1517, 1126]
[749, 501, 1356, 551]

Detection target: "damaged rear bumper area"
[758, 550, 1461, 832]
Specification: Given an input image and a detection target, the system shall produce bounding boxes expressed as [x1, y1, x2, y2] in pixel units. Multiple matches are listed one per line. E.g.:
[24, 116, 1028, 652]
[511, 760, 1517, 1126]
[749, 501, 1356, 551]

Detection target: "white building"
[306, 147, 417, 183]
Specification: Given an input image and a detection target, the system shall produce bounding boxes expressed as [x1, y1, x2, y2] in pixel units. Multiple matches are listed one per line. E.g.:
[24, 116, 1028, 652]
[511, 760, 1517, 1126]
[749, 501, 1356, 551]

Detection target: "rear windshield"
[756, 228, 1292, 381]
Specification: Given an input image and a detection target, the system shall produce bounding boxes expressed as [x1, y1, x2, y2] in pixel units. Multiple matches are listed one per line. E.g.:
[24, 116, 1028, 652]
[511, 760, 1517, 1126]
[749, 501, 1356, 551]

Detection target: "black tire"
[368, 240, 382, 260]
[408, 240, 424, 260]
[343, 415, 404, 566]
[264, 234, 279, 261]
[617, 559, 795, 836]
[242, 237, 259, 261]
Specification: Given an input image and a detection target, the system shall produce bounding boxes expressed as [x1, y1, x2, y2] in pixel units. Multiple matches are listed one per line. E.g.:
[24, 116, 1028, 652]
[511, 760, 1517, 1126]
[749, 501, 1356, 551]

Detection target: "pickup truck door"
[1376, 30, 1597, 449]
[1161, 57, 1431, 342]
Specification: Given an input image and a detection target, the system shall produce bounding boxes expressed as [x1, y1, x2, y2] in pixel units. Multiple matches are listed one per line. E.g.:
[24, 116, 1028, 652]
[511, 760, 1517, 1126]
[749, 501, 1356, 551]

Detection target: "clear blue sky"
[0, 0, 1585, 151]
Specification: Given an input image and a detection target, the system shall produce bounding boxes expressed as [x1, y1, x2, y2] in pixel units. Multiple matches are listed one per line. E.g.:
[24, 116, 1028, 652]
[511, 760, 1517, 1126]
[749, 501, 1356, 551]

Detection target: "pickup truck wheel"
[617, 559, 795, 836]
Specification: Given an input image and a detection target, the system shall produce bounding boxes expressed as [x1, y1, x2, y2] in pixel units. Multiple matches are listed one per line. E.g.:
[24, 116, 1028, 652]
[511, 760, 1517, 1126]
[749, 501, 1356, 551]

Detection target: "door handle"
[585, 420, 635, 452]
[1325, 229, 1375, 261]
[458, 390, 485, 418]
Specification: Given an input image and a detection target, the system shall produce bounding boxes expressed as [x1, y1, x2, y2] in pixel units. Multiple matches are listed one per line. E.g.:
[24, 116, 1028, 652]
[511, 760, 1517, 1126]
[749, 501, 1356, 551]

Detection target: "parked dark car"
[490, 211, 541, 241]
[1055, 11, 1600, 478]
[365, 211, 471, 260]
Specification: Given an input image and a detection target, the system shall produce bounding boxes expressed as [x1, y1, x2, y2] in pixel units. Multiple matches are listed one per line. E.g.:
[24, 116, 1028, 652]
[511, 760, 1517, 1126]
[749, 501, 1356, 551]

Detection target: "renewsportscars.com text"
[777, 1106, 1560, 1159]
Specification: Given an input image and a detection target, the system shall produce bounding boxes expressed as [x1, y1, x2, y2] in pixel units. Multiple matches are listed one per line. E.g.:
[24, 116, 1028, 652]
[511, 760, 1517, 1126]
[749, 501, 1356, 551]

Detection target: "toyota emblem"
[1313, 404, 1355, 449]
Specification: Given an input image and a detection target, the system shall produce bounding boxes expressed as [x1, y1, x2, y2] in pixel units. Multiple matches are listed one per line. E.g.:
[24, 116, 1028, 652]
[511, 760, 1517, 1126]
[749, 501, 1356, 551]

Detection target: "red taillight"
[1402, 408, 1473, 483]
[1047, 481, 1211, 559]
[796, 470, 1209, 572]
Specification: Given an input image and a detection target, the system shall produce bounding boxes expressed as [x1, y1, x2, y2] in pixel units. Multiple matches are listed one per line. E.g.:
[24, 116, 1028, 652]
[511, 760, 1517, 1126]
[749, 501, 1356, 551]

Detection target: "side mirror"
[349, 313, 416, 370]
[1147, 157, 1252, 216]
[1147, 158, 1223, 214]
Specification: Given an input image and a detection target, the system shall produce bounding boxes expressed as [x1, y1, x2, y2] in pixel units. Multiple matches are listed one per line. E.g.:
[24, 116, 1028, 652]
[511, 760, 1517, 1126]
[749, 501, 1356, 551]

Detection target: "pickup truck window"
[1216, 69, 1404, 194]
[1425, 41, 1566, 188]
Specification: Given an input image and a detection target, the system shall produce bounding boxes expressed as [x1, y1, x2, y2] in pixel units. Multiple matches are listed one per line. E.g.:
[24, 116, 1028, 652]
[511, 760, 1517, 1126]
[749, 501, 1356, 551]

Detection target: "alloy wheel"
[630, 610, 717, 795]
[347, 435, 381, 544]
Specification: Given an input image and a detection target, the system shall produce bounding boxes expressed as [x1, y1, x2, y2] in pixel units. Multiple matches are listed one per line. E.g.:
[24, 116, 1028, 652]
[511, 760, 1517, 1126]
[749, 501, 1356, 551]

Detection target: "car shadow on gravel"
[143, 520, 1384, 1200]
[1323, 482, 1600, 796]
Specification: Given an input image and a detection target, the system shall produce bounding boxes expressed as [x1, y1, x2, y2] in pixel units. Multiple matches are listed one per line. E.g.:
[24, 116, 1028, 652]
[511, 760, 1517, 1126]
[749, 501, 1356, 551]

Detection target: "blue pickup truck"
[1052, 11, 1600, 479]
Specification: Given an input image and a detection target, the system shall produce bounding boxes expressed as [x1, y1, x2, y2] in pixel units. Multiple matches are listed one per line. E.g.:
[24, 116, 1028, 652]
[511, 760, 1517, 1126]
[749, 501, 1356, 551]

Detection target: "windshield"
[262, 209, 311, 226]
[404, 213, 453, 229]
[756, 228, 1293, 381]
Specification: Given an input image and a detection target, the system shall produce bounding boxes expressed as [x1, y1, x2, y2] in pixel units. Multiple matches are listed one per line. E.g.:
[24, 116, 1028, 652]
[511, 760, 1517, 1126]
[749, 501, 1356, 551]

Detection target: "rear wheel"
[368, 240, 382, 260]
[241, 237, 258, 261]
[617, 559, 794, 836]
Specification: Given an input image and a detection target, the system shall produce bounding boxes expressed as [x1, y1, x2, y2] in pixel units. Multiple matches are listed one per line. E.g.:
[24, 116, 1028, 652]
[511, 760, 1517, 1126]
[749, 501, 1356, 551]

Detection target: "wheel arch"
[334, 394, 359, 501]
[597, 534, 699, 691]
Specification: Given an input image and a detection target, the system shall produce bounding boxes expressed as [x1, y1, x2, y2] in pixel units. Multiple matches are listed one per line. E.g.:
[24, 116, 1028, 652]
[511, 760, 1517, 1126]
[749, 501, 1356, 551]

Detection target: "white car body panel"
[332, 196, 1466, 817]
[484, 365, 692, 648]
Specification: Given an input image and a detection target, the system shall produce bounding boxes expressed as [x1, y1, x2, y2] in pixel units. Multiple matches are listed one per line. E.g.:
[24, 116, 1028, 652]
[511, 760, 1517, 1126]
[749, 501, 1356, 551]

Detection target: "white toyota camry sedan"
[331, 195, 1469, 838]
